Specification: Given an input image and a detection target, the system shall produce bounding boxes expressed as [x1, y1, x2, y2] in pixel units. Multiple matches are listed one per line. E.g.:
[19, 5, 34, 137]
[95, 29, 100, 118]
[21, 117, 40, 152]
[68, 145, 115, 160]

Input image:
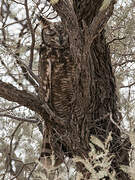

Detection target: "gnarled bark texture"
[38, 0, 131, 179]
[0, 0, 131, 179]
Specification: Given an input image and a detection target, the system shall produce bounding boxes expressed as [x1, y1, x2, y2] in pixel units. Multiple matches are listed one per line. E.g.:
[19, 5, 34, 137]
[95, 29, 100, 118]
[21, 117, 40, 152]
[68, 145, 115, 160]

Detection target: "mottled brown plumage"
[38, 17, 75, 169]
[40, 125, 63, 170]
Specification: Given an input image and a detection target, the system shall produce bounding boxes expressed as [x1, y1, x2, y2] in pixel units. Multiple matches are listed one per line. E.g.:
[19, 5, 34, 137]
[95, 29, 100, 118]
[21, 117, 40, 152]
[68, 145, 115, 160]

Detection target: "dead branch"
[0, 80, 65, 126]
[10, 161, 36, 180]
[0, 113, 39, 123]
[0, 19, 26, 30]
[15, 25, 39, 92]
[2, 122, 23, 179]
[24, 0, 35, 69]
[0, 59, 24, 89]
[0, 80, 42, 113]
[0, 105, 21, 112]
[9, 122, 23, 155]
[120, 82, 135, 88]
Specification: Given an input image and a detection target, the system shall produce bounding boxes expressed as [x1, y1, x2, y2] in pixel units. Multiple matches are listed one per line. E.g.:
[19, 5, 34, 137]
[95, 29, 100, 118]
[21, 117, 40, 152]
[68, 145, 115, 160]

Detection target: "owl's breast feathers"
[38, 17, 79, 171]
[39, 17, 75, 120]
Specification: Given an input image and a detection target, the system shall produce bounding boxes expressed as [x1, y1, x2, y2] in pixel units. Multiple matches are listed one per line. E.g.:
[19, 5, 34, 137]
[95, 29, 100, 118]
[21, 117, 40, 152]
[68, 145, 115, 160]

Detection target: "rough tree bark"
[0, 0, 131, 179]
[41, 0, 130, 179]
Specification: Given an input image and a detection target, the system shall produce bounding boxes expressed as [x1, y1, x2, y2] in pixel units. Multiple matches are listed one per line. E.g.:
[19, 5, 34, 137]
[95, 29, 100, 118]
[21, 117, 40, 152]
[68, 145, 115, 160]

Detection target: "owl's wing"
[38, 17, 74, 171]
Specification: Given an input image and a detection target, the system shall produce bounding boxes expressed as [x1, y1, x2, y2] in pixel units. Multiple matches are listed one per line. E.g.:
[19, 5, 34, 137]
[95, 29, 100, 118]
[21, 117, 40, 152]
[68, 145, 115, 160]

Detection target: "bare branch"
[107, 37, 126, 45]
[15, 24, 39, 92]
[0, 80, 42, 113]
[27, 163, 38, 180]
[0, 59, 24, 89]
[11, 0, 25, 5]
[0, 45, 40, 86]
[88, 0, 116, 43]
[0, 105, 21, 112]
[113, 60, 135, 67]
[10, 161, 36, 180]
[120, 82, 135, 89]
[0, 80, 65, 125]
[24, 0, 35, 69]
[3, 122, 23, 179]
[0, 113, 39, 123]
[0, 19, 26, 30]
[1, 0, 10, 45]
[9, 122, 23, 155]
[16, 58, 40, 86]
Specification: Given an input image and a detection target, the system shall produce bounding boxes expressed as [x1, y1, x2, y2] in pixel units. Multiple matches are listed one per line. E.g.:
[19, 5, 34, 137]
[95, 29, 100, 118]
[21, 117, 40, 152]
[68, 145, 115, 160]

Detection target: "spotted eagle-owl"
[38, 16, 75, 170]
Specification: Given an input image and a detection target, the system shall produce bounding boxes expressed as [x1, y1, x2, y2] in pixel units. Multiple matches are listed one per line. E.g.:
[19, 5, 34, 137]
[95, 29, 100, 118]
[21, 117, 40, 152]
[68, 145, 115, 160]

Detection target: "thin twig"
[107, 37, 126, 45]
[24, 0, 35, 69]
[11, 0, 25, 5]
[10, 122, 23, 155]
[120, 82, 135, 88]
[0, 113, 39, 123]
[1, 45, 40, 85]
[3, 122, 23, 180]
[0, 59, 24, 89]
[0, 105, 21, 112]
[0, 19, 26, 30]
[10, 161, 36, 180]
[27, 163, 38, 180]
[15, 24, 39, 92]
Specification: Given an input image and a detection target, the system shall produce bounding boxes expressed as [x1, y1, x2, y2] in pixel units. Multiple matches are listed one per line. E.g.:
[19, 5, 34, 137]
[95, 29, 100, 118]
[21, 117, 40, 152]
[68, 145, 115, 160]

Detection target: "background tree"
[0, 0, 134, 179]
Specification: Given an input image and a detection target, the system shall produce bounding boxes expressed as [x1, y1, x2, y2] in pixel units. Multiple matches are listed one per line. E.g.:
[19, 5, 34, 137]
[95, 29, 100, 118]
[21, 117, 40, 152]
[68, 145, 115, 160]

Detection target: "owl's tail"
[40, 125, 63, 171]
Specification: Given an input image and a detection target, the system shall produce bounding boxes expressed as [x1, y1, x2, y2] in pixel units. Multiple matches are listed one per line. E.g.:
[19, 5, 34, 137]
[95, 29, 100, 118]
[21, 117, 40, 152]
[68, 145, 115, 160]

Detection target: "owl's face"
[41, 20, 69, 48]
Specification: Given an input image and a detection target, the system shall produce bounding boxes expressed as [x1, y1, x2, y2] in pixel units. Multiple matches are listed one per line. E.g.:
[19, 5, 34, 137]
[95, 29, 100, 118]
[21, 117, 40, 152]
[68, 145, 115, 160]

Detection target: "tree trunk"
[38, 0, 131, 179]
[0, 0, 132, 179]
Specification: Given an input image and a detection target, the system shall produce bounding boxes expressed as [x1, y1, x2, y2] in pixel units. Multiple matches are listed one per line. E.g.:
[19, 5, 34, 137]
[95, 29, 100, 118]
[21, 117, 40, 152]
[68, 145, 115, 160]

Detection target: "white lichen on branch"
[50, 0, 59, 5]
